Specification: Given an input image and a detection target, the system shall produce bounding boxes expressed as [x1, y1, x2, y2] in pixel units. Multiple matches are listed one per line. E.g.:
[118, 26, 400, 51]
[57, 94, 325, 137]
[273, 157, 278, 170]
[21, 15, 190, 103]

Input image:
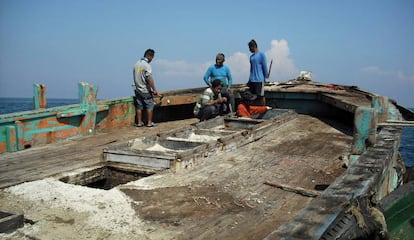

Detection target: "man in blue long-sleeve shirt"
[203, 53, 235, 113]
[248, 39, 268, 105]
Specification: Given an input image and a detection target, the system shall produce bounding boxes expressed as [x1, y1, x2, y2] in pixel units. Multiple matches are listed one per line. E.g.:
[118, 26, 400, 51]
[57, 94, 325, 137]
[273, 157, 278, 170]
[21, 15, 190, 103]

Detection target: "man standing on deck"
[133, 48, 158, 127]
[247, 39, 268, 106]
[203, 53, 235, 113]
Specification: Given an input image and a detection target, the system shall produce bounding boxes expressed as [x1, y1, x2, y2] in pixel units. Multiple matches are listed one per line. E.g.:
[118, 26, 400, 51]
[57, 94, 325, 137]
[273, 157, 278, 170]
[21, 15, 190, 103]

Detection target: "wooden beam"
[378, 120, 414, 127]
[0, 211, 24, 233]
[155, 94, 198, 106]
[264, 181, 321, 198]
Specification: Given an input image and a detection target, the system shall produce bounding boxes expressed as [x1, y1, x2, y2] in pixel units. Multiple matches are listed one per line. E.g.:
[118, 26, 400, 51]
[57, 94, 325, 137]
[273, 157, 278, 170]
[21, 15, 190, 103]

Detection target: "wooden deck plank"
[0, 119, 199, 189]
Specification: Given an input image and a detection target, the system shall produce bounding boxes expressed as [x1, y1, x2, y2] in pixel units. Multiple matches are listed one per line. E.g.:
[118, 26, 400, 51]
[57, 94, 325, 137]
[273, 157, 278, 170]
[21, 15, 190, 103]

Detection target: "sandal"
[146, 122, 156, 127]
[135, 123, 144, 127]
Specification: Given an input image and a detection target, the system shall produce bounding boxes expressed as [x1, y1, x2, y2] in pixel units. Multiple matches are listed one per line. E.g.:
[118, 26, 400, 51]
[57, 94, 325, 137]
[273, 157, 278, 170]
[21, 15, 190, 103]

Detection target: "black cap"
[242, 91, 257, 101]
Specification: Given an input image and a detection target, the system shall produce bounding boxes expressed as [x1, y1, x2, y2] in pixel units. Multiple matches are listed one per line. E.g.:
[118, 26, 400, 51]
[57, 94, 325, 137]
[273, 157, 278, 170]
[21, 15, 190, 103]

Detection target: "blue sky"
[1, 0, 413, 107]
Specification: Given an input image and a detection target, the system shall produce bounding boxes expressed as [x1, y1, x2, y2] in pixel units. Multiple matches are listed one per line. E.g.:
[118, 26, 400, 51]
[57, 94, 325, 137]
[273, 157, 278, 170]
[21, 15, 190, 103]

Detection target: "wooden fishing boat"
[0, 79, 413, 239]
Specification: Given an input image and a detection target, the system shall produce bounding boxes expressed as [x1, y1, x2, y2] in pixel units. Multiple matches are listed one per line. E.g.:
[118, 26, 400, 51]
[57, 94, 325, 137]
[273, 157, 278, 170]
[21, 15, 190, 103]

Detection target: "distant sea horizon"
[0, 97, 413, 167]
[0, 97, 79, 115]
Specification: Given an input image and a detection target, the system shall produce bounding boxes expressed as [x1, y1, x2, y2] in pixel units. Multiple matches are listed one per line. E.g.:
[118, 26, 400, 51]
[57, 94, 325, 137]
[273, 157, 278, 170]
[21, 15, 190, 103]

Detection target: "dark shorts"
[134, 90, 154, 110]
[247, 82, 264, 97]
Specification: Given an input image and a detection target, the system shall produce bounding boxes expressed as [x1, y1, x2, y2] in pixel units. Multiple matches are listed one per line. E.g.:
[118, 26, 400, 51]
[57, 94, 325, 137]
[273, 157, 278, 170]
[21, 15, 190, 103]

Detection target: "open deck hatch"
[59, 164, 155, 190]
[103, 109, 297, 171]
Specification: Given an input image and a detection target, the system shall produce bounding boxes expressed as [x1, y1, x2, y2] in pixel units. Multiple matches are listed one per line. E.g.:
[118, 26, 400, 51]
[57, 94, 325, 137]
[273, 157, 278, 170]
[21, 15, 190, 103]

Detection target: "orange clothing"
[237, 103, 267, 118]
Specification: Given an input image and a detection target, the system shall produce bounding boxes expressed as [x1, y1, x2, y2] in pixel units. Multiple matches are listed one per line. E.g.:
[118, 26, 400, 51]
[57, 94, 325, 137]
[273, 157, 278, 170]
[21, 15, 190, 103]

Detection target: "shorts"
[247, 81, 264, 97]
[134, 91, 154, 110]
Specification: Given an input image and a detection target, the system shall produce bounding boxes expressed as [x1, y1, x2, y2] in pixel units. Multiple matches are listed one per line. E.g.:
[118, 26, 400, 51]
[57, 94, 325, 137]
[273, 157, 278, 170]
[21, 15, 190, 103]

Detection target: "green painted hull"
[382, 181, 414, 239]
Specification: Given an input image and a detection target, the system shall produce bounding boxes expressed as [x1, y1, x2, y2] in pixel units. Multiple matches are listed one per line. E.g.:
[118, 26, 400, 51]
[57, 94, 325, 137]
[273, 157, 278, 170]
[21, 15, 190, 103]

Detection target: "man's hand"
[217, 97, 227, 103]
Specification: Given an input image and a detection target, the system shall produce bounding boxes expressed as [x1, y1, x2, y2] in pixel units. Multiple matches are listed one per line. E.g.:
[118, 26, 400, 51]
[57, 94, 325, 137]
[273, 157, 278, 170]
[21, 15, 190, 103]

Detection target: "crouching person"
[237, 91, 271, 118]
[193, 79, 228, 121]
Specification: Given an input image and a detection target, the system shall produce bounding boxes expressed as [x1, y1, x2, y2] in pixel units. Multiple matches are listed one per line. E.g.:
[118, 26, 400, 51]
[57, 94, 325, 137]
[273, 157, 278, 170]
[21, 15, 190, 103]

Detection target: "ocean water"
[0, 98, 413, 167]
[0, 97, 78, 114]
[401, 127, 414, 167]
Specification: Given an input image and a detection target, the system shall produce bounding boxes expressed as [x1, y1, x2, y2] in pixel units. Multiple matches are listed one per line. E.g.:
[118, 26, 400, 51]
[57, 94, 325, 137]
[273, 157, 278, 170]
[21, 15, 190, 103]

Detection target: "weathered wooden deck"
[117, 114, 353, 239]
[0, 113, 354, 239]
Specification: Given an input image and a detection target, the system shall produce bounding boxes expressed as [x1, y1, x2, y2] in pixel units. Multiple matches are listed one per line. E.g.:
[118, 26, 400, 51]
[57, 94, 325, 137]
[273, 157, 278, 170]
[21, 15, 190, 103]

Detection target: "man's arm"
[203, 66, 212, 86]
[200, 89, 226, 107]
[249, 105, 268, 115]
[261, 53, 268, 80]
[226, 66, 233, 87]
[147, 77, 158, 96]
